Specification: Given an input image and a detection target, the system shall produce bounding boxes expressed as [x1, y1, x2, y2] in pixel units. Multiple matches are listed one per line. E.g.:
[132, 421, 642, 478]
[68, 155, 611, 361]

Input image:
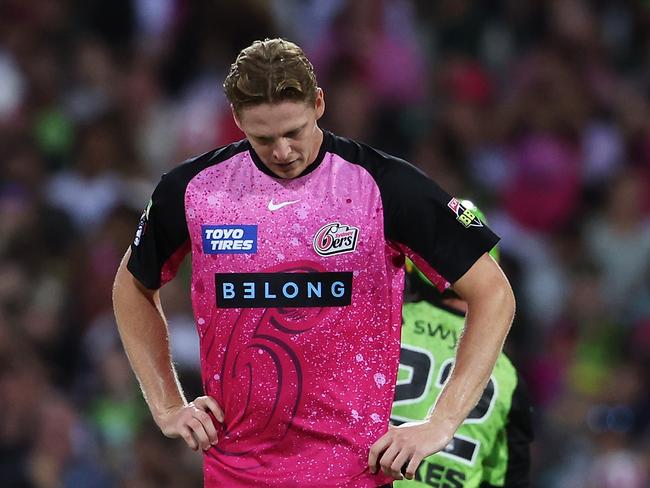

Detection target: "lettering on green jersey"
[413, 320, 458, 350]
[394, 345, 434, 406]
[414, 461, 466, 487]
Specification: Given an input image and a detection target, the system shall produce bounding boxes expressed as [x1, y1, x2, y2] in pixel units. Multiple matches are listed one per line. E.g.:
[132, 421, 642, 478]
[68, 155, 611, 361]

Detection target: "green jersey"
[392, 300, 529, 488]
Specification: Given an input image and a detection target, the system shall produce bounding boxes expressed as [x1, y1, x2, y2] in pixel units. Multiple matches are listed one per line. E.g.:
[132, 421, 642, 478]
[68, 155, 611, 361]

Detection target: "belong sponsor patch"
[215, 272, 352, 308]
[202, 225, 258, 254]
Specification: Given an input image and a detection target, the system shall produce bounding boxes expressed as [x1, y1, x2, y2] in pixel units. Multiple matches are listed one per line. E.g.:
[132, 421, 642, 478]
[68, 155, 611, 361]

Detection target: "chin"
[279, 169, 301, 179]
[276, 163, 305, 178]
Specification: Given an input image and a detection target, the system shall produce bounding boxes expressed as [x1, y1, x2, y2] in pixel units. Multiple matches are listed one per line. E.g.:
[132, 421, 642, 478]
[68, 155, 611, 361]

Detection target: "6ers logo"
[313, 222, 359, 257]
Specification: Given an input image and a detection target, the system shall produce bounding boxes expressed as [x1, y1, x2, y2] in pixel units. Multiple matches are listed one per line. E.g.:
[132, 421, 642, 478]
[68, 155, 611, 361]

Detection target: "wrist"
[425, 410, 462, 438]
[151, 400, 186, 425]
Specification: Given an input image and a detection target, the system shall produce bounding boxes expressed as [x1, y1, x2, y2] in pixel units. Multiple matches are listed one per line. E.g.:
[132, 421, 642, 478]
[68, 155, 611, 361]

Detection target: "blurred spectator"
[0, 48, 25, 123]
[87, 345, 147, 474]
[123, 418, 203, 488]
[584, 167, 650, 317]
[28, 393, 113, 488]
[72, 205, 141, 325]
[0, 347, 47, 487]
[46, 116, 124, 233]
[581, 361, 649, 488]
[65, 38, 120, 125]
[311, 0, 426, 107]
[497, 46, 587, 234]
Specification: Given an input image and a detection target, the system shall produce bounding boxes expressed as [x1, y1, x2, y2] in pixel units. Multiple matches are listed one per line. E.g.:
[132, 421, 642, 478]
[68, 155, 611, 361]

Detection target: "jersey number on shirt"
[392, 345, 497, 465]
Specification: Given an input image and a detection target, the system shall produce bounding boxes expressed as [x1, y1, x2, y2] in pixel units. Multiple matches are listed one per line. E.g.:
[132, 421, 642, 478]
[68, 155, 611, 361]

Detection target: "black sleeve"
[126, 141, 250, 289]
[380, 159, 499, 283]
[327, 133, 500, 284]
[127, 170, 190, 289]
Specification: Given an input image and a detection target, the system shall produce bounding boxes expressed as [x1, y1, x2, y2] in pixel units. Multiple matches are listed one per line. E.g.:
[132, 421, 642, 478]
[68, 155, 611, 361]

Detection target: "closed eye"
[252, 123, 306, 144]
[255, 136, 273, 145]
[284, 128, 301, 138]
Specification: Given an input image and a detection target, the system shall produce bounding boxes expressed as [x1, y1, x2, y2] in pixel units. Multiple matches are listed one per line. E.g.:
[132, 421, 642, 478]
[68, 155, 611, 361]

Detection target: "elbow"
[494, 275, 516, 326]
[499, 276, 516, 311]
[113, 248, 158, 309]
[112, 251, 131, 304]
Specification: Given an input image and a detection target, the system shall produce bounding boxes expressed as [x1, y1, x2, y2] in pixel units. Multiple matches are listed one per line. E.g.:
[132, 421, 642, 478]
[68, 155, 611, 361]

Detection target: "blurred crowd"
[0, 0, 649, 486]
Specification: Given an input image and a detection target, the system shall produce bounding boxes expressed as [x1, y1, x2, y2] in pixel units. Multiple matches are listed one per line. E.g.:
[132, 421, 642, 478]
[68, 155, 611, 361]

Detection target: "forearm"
[112, 248, 187, 422]
[428, 256, 515, 430]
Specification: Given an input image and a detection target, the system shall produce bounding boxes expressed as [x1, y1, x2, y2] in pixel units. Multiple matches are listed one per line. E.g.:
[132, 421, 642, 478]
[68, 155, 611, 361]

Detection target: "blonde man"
[113, 39, 515, 487]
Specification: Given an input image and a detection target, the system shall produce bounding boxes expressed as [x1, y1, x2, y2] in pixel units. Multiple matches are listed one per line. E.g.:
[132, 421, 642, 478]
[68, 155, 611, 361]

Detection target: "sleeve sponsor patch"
[447, 198, 483, 228]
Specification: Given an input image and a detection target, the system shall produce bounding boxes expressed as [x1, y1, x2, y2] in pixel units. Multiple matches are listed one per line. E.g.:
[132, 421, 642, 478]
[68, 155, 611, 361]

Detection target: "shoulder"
[325, 131, 436, 198]
[326, 132, 418, 174]
[163, 139, 250, 180]
[161, 139, 250, 189]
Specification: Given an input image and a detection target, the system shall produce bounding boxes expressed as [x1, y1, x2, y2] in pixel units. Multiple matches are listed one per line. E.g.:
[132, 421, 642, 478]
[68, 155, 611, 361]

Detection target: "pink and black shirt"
[128, 130, 499, 487]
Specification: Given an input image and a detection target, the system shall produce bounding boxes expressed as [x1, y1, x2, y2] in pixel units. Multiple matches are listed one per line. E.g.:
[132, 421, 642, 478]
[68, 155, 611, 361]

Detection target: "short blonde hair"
[223, 38, 318, 113]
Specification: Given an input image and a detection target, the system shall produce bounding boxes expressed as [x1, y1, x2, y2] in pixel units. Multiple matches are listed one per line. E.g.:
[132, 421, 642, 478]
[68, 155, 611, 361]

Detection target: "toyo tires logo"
[313, 222, 359, 257]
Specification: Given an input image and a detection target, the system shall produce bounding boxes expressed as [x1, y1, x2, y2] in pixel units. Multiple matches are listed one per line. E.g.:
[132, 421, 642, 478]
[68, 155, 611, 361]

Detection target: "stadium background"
[0, 0, 648, 486]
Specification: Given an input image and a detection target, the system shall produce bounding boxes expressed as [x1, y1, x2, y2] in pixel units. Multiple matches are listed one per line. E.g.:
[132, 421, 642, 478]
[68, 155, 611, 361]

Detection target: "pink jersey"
[128, 131, 498, 487]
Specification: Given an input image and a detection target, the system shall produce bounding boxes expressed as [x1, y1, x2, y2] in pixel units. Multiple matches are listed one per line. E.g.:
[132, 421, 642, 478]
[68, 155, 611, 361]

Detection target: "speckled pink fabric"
[185, 151, 402, 487]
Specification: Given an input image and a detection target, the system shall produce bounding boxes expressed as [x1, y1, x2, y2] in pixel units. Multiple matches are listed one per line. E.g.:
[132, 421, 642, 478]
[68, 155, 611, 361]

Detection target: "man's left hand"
[368, 420, 455, 480]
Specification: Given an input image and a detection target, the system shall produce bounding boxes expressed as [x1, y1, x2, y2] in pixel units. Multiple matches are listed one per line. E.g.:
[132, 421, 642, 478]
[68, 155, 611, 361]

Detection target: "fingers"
[368, 424, 428, 480]
[389, 450, 411, 480]
[186, 413, 213, 450]
[404, 452, 425, 480]
[198, 395, 225, 423]
[378, 444, 402, 479]
[168, 396, 224, 452]
[187, 397, 224, 450]
[179, 425, 199, 451]
[368, 433, 392, 474]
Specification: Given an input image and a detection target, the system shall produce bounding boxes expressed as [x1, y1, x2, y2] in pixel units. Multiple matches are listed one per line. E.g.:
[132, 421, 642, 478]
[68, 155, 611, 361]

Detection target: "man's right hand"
[156, 396, 224, 451]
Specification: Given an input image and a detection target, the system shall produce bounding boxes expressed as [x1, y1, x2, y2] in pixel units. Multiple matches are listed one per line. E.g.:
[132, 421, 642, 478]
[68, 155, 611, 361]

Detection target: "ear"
[231, 105, 243, 130]
[315, 88, 325, 120]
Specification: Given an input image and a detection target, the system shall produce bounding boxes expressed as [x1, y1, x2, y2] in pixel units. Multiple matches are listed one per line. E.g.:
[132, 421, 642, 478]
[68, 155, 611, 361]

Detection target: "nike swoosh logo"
[268, 199, 301, 211]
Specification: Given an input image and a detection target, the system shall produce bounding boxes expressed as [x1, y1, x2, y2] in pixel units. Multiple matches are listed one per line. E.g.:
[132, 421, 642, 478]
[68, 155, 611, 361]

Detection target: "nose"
[272, 138, 292, 162]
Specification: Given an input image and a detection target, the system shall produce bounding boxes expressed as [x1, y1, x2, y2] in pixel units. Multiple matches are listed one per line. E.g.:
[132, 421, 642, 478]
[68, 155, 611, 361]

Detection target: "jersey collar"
[247, 130, 332, 179]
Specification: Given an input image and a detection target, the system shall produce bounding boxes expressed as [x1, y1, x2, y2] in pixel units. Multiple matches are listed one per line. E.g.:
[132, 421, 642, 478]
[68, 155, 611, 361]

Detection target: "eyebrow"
[251, 122, 307, 140]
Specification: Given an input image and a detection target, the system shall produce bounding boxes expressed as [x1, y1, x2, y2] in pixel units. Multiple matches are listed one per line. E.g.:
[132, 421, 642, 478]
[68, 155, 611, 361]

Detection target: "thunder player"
[393, 202, 533, 487]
